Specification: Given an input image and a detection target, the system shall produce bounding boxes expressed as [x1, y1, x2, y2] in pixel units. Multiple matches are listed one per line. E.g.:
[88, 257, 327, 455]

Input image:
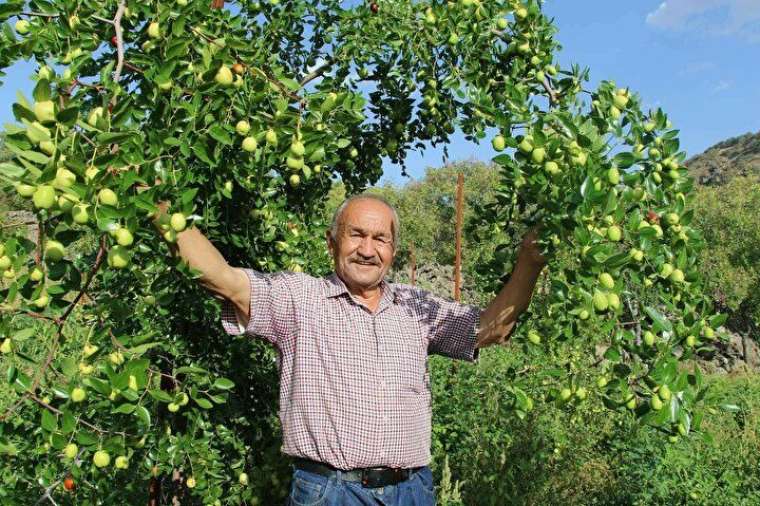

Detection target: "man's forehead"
[341, 199, 394, 230]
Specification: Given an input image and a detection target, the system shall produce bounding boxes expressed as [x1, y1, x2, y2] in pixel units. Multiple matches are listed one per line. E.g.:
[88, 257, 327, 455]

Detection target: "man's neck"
[341, 276, 384, 312]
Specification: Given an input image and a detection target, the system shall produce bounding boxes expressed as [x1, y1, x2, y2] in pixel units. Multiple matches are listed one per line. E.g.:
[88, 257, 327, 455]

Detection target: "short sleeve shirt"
[221, 270, 480, 470]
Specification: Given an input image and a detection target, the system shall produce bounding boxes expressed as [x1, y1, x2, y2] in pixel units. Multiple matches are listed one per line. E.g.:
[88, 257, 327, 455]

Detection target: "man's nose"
[357, 237, 375, 257]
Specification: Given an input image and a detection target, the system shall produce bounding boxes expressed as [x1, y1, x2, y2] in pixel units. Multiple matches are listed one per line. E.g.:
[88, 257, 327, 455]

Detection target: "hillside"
[686, 130, 760, 185]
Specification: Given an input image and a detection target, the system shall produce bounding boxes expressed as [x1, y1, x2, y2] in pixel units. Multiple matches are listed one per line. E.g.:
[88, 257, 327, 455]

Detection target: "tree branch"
[542, 77, 558, 104]
[112, 2, 127, 82]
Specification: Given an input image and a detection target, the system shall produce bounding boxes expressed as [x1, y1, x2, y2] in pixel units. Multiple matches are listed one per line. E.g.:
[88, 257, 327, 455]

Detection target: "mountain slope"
[686, 131, 760, 185]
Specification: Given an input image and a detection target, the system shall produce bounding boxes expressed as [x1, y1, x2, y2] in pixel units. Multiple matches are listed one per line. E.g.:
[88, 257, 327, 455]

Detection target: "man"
[160, 194, 545, 505]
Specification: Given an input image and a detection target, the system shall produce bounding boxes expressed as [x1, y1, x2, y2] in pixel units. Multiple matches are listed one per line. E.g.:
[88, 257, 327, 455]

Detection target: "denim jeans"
[286, 466, 436, 505]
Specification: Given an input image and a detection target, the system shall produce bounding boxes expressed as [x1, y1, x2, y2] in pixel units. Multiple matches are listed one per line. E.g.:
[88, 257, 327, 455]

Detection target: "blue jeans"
[286, 466, 437, 505]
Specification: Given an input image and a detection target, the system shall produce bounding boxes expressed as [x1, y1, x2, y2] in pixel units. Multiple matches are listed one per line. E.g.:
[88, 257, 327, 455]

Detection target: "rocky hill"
[686, 130, 760, 185]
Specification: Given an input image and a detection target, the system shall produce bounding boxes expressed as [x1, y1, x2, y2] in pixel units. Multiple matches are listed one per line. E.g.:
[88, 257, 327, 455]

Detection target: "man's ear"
[325, 230, 335, 256]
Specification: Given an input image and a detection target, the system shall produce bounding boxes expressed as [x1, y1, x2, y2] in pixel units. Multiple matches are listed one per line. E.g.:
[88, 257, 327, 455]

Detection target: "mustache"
[349, 256, 380, 266]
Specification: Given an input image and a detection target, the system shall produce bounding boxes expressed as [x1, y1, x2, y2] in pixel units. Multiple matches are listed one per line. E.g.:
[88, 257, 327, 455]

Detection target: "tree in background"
[692, 176, 760, 340]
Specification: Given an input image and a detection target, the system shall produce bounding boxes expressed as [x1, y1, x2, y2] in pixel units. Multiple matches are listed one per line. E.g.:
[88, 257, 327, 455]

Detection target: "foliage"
[0, 0, 723, 504]
[691, 176, 760, 337]
[429, 348, 760, 505]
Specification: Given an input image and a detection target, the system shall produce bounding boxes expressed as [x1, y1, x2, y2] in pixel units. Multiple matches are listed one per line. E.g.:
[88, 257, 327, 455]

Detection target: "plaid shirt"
[221, 270, 480, 470]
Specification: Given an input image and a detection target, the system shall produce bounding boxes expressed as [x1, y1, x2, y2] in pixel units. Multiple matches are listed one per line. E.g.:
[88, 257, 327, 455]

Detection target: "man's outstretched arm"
[476, 230, 546, 348]
[154, 207, 251, 322]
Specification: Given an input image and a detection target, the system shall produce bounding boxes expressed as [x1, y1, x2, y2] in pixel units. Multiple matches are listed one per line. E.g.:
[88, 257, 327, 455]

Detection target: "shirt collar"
[325, 272, 398, 305]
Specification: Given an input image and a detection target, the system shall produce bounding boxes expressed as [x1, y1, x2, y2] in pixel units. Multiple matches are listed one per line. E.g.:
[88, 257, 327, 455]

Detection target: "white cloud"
[712, 79, 733, 93]
[646, 0, 760, 41]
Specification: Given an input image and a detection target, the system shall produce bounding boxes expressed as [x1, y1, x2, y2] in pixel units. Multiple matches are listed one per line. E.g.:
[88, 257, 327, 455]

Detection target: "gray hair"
[329, 193, 400, 249]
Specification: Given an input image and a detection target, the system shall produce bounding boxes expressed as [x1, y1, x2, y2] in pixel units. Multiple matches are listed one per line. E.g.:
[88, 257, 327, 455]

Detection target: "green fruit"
[651, 224, 663, 237]
[598, 272, 614, 290]
[167, 402, 180, 412]
[30, 267, 44, 282]
[57, 194, 77, 212]
[448, 32, 459, 45]
[625, 396, 637, 410]
[34, 101, 56, 124]
[609, 106, 621, 119]
[578, 309, 590, 321]
[527, 331, 541, 345]
[115, 456, 129, 470]
[215, 65, 234, 86]
[16, 183, 36, 197]
[265, 129, 278, 146]
[593, 290, 608, 312]
[669, 268, 685, 283]
[71, 204, 90, 224]
[107, 246, 130, 269]
[703, 327, 715, 339]
[33, 294, 49, 308]
[186, 476, 196, 489]
[517, 138, 533, 154]
[147, 21, 160, 39]
[659, 263, 674, 278]
[64, 443, 78, 460]
[665, 212, 679, 225]
[85, 166, 99, 181]
[157, 79, 173, 91]
[644, 121, 655, 133]
[33, 185, 56, 209]
[0, 338, 12, 354]
[242, 136, 258, 152]
[531, 147, 546, 164]
[286, 156, 304, 170]
[45, 240, 66, 262]
[649, 147, 661, 159]
[544, 161, 560, 175]
[349, 147, 359, 158]
[607, 167, 620, 185]
[686, 335, 697, 347]
[239, 472, 249, 486]
[0, 256, 11, 270]
[515, 7, 528, 19]
[596, 376, 608, 388]
[650, 396, 663, 411]
[55, 168, 76, 188]
[677, 423, 687, 436]
[613, 94, 629, 110]
[177, 392, 189, 406]
[289, 174, 301, 187]
[546, 65, 558, 76]
[606, 292, 620, 311]
[535, 70, 545, 83]
[290, 140, 305, 157]
[496, 18, 508, 30]
[15, 19, 30, 34]
[631, 249, 644, 262]
[93, 450, 110, 468]
[87, 107, 104, 127]
[83, 344, 98, 357]
[575, 387, 587, 400]
[109, 351, 124, 365]
[491, 135, 506, 152]
[643, 331, 656, 346]
[607, 225, 622, 242]
[659, 384, 671, 401]
[236, 120, 250, 135]
[170, 213, 187, 232]
[98, 188, 118, 206]
[560, 388, 572, 401]
[115, 228, 134, 247]
[71, 387, 86, 402]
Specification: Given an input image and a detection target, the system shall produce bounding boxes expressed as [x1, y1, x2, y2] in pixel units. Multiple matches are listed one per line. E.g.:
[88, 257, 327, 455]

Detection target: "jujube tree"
[0, 0, 722, 504]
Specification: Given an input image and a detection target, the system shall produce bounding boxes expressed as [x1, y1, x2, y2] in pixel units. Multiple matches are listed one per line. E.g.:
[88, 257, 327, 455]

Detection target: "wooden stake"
[410, 244, 416, 286]
[454, 172, 464, 302]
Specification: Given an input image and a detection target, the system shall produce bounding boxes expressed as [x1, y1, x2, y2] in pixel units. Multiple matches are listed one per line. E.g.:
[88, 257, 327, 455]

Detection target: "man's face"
[328, 198, 396, 293]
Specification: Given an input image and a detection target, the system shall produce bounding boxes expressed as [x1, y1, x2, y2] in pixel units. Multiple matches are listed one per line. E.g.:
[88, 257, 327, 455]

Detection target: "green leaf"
[212, 378, 235, 390]
[96, 131, 138, 144]
[135, 406, 151, 426]
[148, 389, 173, 403]
[0, 162, 24, 179]
[194, 397, 213, 409]
[112, 403, 135, 414]
[644, 306, 672, 333]
[208, 125, 233, 145]
[41, 409, 57, 432]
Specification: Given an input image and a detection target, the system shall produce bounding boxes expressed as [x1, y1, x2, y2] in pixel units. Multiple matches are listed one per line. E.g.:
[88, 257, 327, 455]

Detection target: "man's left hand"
[519, 228, 547, 268]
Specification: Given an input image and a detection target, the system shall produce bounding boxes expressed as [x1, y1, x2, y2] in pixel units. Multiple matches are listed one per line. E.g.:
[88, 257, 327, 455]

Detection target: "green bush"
[430, 346, 760, 505]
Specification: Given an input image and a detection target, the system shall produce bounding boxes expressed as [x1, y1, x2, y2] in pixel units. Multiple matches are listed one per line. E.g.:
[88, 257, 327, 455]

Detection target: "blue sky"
[2, 1, 758, 185]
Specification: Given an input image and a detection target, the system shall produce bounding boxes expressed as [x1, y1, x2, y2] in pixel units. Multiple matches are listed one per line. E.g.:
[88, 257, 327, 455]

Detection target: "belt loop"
[336, 469, 342, 481]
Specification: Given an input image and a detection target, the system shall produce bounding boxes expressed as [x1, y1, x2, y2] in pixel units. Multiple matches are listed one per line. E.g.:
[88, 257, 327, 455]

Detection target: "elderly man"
[163, 194, 545, 505]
